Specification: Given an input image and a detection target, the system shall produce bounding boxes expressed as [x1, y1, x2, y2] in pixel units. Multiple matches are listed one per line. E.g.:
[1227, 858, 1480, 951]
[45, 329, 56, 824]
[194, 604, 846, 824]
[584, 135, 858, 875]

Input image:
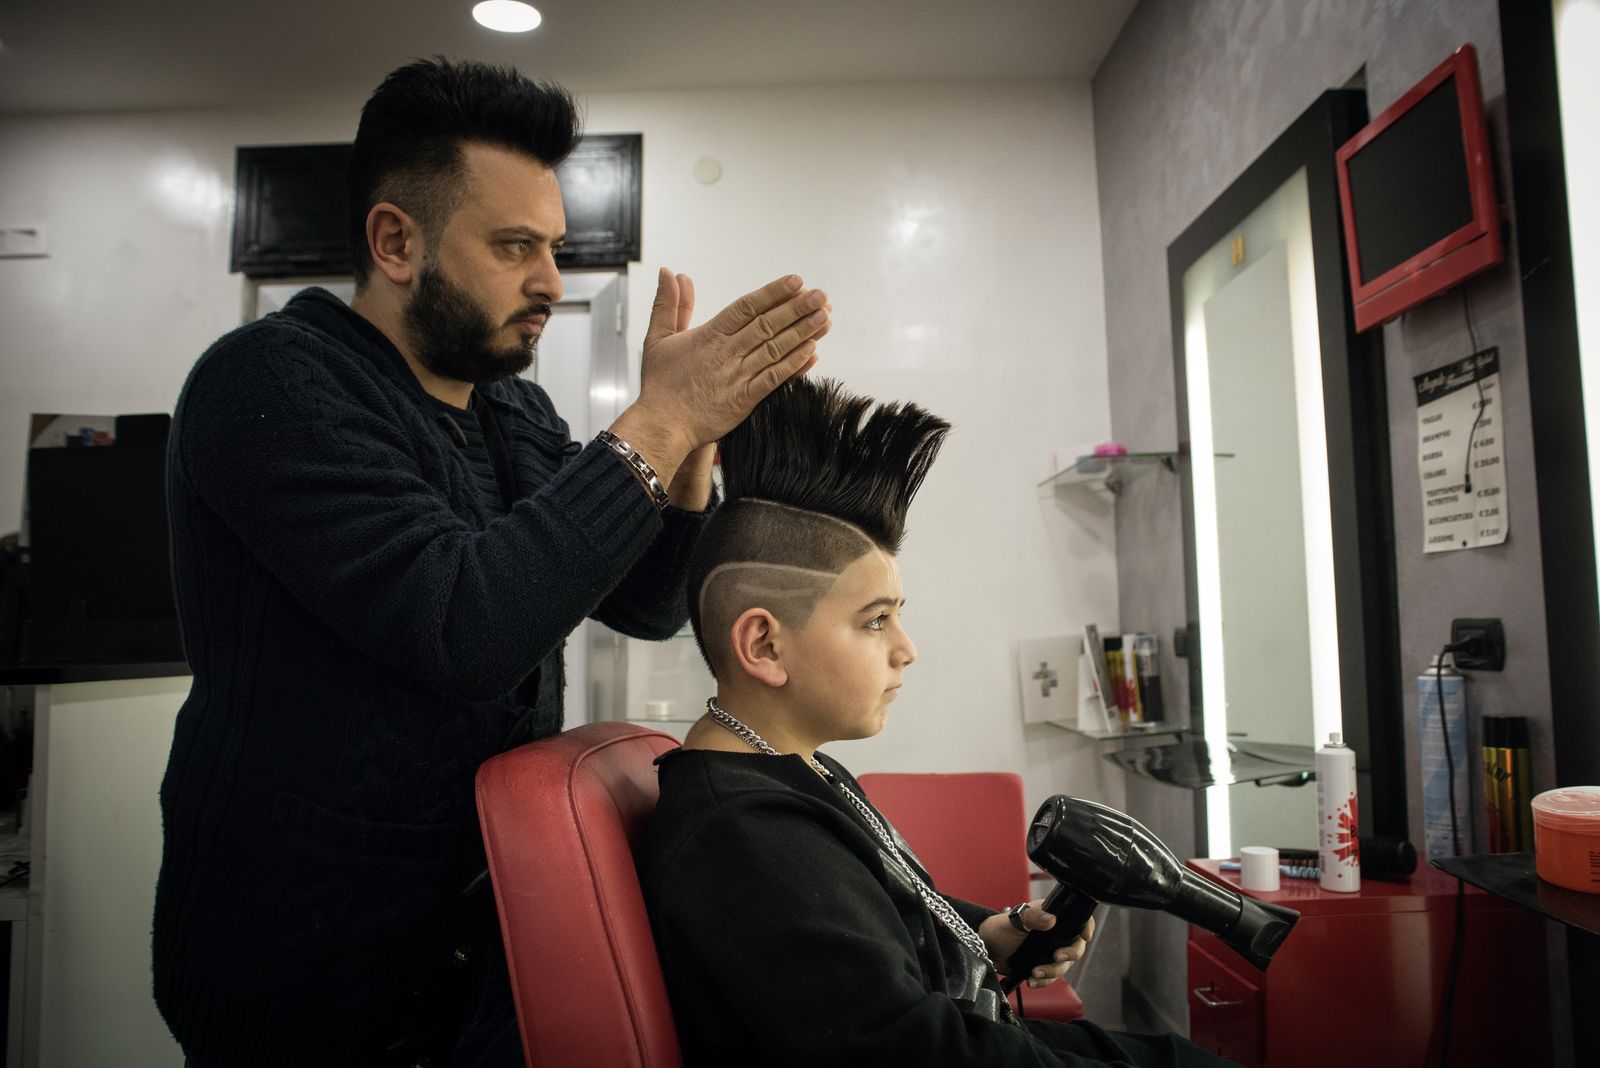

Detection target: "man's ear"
[729, 608, 788, 688]
[365, 202, 422, 286]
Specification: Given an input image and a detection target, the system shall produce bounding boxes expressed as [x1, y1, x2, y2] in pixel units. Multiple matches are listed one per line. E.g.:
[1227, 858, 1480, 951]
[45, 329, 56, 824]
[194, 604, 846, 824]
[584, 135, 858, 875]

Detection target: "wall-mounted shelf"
[1037, 451, 1233, 495]
[1432, 852, 1600, 937]
[1104, 736, 1315, 790]
[1043, 720, 1189, 742]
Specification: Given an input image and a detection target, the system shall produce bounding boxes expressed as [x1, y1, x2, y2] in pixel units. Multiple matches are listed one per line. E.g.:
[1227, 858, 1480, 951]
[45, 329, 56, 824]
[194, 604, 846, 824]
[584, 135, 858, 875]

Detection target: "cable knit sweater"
[153, 288, 710, 1066]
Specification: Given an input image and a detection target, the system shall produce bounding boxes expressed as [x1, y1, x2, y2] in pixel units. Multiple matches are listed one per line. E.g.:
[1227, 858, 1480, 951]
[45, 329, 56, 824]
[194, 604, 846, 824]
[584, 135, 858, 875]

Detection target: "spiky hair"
[686, 377, 950, 676]
[348, 56, 581, 285]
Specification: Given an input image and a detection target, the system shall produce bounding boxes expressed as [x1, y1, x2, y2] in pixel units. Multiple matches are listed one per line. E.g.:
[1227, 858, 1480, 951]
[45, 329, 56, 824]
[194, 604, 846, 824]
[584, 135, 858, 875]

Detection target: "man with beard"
[152, 57, 829, 1068]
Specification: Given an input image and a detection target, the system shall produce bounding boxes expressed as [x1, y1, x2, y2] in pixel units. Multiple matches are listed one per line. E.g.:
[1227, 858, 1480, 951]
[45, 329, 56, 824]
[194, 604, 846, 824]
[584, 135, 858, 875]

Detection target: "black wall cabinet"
[230, 134, 642, 278]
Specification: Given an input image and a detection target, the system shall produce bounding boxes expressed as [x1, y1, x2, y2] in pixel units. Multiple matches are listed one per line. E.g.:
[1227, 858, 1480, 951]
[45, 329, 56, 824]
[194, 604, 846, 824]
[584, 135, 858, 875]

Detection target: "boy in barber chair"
[641, 377, 1233, 1067]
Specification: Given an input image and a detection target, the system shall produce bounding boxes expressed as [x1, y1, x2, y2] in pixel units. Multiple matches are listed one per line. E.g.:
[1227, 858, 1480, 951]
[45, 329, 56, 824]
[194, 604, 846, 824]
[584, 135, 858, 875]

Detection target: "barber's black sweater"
[153, 288, 710, 1065]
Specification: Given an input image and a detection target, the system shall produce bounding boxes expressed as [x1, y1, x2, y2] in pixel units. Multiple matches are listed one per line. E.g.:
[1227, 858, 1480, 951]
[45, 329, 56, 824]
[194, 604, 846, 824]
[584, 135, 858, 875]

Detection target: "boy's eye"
[866, 614, 888, 631]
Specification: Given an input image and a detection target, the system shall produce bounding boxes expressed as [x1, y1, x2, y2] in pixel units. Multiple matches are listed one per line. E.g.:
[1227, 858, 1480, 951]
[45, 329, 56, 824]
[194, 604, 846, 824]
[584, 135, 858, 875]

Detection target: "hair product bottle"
[1316, 732, 1360, 892]
[1483, 715, 1534, 852]
[1103, 636, 1127, 725]
[1418, 653, 1468, 860]
[1134, 632, 1163, 722]
[1119, 633, 1144, 723]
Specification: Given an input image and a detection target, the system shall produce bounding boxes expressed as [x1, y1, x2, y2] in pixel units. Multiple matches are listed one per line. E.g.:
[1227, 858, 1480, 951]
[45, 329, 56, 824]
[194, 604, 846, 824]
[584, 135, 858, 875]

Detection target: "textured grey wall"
[1092, 0, 1557, 1038]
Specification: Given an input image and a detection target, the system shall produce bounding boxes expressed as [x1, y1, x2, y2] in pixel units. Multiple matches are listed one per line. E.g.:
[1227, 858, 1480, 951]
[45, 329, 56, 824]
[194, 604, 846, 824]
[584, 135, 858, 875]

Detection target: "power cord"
[1429, 630, 1493, 1067]
[1459, 289, 1488, 497]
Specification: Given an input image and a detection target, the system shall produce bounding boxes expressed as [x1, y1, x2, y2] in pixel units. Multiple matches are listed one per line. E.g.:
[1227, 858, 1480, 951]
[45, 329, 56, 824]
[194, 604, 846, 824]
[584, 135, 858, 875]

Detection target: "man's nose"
[528, 249, 563, 304]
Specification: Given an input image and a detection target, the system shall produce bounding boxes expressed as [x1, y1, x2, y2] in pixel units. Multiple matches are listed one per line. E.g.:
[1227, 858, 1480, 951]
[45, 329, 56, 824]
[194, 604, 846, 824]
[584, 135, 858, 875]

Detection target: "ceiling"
[0, 0, 1137, 116]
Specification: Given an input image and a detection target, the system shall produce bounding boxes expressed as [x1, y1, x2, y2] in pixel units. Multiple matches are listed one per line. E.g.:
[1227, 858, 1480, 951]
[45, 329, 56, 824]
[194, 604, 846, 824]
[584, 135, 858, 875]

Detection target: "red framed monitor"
[1335, 44, 1503, 333]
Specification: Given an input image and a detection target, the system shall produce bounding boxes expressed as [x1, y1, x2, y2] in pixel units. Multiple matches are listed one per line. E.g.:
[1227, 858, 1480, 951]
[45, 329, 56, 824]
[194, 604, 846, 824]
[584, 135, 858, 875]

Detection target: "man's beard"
[402, 262, 550, 385]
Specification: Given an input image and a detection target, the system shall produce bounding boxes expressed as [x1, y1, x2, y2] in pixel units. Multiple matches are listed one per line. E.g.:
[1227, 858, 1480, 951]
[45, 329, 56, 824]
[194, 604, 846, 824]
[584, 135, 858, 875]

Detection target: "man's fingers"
[747, 340, 818, 400]
[644, 267, 681, 350]
[726, 288, 827, 353]
[702, 274, 806, 336]
[675, 273, 695, 333]
[743, 303, 830, 369]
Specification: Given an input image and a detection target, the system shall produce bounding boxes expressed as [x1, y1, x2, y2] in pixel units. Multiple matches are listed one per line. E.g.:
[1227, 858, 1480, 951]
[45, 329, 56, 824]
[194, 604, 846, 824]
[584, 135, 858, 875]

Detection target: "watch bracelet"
[594, 430, 670, 510]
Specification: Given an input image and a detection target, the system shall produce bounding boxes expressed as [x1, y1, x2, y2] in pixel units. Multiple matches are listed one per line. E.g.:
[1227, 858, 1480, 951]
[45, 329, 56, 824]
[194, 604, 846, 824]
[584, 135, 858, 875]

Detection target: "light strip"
[1183, 301, 1232, 858]
[1555, 1, 1600, 591]
[1283, 172, 1343, 747]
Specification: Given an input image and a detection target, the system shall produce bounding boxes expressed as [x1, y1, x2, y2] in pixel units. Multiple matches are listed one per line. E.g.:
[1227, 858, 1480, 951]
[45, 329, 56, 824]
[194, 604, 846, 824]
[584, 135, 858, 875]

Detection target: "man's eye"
[505, 239, 532, 255]
[866, 614, 888, 631]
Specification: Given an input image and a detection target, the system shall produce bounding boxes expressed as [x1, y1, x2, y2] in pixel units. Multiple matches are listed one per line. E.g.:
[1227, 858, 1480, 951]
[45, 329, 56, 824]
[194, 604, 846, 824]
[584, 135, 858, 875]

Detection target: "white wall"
[0, 80, 1122, 819]
[0, 77, 1127, 1040]
[580, 83, 1124, 815]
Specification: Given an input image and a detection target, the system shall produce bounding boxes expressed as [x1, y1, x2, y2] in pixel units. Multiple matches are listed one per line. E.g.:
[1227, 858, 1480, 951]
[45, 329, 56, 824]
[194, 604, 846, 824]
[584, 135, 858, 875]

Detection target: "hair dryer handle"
[998, 882, 1098, 995]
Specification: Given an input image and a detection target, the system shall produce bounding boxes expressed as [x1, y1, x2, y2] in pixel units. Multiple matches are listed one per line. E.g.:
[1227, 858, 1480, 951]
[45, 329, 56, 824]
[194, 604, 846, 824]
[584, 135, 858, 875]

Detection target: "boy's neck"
[685, 690, 819, 766]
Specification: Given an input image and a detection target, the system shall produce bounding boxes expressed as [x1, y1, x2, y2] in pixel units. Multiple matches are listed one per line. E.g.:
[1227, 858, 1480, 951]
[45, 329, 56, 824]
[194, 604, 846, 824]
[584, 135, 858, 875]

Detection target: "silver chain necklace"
[704, 697, 998, 974]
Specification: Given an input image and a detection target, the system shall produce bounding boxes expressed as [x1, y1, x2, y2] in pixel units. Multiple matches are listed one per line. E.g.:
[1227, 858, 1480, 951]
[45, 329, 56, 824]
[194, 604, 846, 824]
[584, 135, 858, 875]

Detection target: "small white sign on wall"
[1415, 347, 1508, 554]
[1017, 635, 1078, 726]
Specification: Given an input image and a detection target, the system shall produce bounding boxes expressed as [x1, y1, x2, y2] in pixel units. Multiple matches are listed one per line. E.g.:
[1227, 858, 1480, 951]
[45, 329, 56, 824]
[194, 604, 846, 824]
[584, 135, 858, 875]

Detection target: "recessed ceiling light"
[473, 1, 543, 33]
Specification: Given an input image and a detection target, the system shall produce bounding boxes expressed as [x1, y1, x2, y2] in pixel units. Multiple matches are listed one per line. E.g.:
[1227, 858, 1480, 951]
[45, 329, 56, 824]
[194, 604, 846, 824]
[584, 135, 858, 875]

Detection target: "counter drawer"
[1186, 939, 1262, 1067]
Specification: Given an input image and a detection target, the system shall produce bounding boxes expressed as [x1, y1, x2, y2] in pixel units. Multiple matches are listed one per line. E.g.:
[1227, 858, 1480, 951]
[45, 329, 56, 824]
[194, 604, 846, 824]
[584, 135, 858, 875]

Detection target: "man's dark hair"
[348, 56, 581, 285]
[687, 377, 950, 676]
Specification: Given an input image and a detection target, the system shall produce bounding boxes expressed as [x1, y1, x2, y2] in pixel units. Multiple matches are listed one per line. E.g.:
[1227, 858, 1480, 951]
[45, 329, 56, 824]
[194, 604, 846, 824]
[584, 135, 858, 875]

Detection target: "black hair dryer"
[1002, 795, 1300, 992]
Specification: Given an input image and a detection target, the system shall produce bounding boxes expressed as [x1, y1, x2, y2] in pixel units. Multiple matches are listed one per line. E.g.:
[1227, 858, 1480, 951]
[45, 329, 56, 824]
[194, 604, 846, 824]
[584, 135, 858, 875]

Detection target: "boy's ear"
[365, 202, 422, 286]
[729, 608, 788, 688]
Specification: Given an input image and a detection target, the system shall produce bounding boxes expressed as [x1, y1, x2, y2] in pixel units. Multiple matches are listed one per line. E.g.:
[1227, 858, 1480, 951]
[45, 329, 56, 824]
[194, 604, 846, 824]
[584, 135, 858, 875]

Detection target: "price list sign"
[1415, 347, 1507, 554]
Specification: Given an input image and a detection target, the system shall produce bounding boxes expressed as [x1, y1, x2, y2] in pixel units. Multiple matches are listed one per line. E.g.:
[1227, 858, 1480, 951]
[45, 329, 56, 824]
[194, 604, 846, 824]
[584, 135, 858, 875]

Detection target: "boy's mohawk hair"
[717, 376, 950, 553]
[686, 377, 950, 677]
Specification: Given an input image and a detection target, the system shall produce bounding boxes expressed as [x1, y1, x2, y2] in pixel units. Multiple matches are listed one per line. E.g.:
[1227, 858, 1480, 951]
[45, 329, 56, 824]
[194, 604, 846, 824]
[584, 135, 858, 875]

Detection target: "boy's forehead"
[822, 549, 902, 607]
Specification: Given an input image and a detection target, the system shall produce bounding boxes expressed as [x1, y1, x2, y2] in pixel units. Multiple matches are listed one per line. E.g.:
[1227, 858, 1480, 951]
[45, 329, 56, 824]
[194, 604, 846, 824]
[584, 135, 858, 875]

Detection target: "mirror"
[1168, 91, 1404, 857]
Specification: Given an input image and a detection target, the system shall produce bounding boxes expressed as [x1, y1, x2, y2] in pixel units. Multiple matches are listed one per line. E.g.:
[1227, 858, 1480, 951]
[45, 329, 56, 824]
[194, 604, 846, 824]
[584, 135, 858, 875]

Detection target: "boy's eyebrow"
[856, 596, 905, 613]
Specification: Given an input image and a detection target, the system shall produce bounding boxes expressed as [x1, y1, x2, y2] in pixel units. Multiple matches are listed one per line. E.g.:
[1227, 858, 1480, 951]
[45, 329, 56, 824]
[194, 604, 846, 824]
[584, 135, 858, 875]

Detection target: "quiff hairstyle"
[347, 56, 581, 286]
[687, 377, 950, 677]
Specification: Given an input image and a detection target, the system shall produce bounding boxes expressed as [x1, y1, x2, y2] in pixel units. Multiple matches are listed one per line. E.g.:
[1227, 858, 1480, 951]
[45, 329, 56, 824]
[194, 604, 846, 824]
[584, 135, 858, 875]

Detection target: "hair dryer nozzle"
[1222, 897, 1299, 970]
[1027, 795, 1300, 970]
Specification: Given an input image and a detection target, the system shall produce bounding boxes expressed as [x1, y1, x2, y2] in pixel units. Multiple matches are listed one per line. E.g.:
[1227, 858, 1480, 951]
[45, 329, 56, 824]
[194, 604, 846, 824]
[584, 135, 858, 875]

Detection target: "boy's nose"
[894, 633, 917, 667]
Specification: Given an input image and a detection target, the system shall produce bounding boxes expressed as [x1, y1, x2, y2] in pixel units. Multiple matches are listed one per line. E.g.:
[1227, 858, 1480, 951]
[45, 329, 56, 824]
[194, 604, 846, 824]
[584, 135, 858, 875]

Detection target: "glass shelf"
[1036, 451, 1233, 494]
[1104, 736, 1316, 790]
[1431, 852, 1600, 936]
[1044, 720, 1189, 741]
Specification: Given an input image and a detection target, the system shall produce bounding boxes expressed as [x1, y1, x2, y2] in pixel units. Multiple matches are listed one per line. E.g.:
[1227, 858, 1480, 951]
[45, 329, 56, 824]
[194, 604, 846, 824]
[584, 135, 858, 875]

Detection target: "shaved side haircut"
[688, 376, 950, 676]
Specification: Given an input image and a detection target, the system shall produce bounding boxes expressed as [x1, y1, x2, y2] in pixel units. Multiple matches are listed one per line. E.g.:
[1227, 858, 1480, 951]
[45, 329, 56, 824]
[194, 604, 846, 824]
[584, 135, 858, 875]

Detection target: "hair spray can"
[1484, 715, 1534, 852]
[1419, 654, 1468, 860]
[1316, 732, 1360, 892]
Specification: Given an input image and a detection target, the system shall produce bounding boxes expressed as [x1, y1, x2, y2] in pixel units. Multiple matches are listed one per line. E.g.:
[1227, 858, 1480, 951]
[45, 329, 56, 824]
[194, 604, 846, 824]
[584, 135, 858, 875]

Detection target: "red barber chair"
[856, 771, 1086, 1022]
[476, 721, 682, 1068]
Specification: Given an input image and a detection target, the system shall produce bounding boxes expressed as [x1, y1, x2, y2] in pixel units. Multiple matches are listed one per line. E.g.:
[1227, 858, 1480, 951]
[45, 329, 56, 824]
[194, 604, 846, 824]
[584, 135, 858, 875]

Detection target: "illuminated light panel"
[1555, 1, 1600, 594]
[473, 1, 543, 33]
[1183, 294, 1232, 858]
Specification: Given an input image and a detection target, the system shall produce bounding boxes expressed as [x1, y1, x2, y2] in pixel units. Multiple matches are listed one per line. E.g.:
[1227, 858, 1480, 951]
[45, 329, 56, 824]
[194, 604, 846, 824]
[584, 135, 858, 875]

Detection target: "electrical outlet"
[1451, 617, 1506, 671]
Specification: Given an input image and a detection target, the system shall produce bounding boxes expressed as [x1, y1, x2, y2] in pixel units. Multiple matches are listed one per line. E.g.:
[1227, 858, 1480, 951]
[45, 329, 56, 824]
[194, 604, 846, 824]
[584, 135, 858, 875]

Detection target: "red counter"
[1184, 859, 1550, 1067]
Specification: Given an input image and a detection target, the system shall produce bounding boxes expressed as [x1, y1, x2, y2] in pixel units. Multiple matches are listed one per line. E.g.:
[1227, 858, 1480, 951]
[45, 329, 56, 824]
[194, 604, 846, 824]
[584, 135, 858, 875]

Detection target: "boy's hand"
[978, 903, 1094, 988]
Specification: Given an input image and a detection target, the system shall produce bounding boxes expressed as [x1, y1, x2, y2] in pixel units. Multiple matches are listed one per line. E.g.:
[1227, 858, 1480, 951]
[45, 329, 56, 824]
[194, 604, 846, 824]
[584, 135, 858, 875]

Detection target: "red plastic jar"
[1531, 786, 1600, 893]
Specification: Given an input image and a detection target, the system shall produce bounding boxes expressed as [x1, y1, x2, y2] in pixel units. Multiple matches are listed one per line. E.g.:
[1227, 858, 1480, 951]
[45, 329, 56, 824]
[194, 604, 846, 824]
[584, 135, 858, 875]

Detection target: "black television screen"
[1345, 77, 1475, 284]
[1334, 44, 1502, 333]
